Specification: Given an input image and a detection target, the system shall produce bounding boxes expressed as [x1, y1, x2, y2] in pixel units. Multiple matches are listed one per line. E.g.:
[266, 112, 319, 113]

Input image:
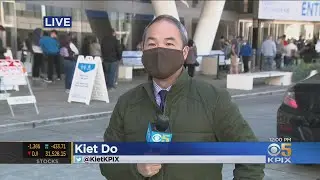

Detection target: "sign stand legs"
[25, 75, 39, 115]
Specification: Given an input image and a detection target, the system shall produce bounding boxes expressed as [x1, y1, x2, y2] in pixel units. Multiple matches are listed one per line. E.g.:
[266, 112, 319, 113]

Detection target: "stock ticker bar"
[0, 142, 72, 164]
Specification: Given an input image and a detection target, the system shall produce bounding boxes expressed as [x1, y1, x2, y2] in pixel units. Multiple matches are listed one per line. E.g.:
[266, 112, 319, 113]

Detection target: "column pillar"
[151, 0, 179, 20]
[193, 0, 225, 55]
[184, 17, 193, 39]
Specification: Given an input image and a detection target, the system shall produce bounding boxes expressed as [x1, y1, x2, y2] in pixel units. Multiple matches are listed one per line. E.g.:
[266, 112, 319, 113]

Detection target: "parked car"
[277, 73, 320, 142]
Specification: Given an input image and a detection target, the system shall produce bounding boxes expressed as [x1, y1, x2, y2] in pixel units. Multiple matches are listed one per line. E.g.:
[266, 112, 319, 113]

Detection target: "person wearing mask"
[239, 39, 252, 73]
[89, 36, 102, 57]
[283, 39, 298, 66]
[60, 34, 79, 93]
[184, 39, 198, 77]
[275, 37, 285, 70]
[261, 36, 276, 71]
[40, 30, 61, 83]
[101, 29, 122, 90]
[99, 14, 265, 180]
[31, 28, 44, 80]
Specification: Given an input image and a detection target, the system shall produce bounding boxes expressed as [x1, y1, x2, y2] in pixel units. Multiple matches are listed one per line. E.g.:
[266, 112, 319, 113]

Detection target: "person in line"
[239, 39, 252, 73]
[101, 29, 122, 90]
[219, 36, 225, 51]
[283, 39, 298, 67]
[282, 34, 288, 46]
[31, 28, 44, 80]
[81, 36, 91, 56]
[60, 34, 79, 93]
[261, 36, 276, 71]
[89, 36, 102, 57]
[40, 30, 61, 83]
[223, 39, 232, 71]
[184, 39, 198, 77]
[230, 35, 240, 74]
[114, 35, 123, 87]
[300, 41, 317, 64]
[99, 14, 265, 180]
[275, 37, 285, 70]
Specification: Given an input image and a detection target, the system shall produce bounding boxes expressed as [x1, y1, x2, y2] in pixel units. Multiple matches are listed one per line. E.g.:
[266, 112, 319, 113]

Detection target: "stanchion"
[214, 54, 220, 80]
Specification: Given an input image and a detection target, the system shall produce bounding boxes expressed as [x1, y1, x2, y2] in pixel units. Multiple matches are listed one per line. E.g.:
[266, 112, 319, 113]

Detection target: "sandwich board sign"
[68, 55, 109, 105]
[0, 59, 39, 117]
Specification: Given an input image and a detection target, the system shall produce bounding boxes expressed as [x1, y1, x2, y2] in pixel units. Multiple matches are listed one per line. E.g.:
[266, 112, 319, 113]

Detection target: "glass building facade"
[1, 0, 245, 58]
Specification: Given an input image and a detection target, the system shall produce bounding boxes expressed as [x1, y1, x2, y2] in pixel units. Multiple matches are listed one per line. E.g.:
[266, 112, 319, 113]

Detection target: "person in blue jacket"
[40, 30, 61, 83]
[239, 39, 252, 73]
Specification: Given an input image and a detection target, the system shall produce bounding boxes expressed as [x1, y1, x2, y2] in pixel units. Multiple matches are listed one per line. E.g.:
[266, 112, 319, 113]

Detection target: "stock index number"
[28, 143, 41, 150]
[45, 150, 67, 157]
[51, 143, 67, 150]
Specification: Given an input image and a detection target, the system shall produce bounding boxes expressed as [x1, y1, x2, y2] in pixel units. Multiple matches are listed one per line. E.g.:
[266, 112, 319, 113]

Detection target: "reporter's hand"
[137, 164, 162, 177]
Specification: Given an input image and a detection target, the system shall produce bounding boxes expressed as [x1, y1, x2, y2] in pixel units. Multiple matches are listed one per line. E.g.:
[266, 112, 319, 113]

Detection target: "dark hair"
[220, 36, 224, 39]
[142, 15, 188, 47]
[187, 39, 194, 47]
[43, 31, 49, 36]
[51, 29, 58, 35]
[59, 34, 71, 47]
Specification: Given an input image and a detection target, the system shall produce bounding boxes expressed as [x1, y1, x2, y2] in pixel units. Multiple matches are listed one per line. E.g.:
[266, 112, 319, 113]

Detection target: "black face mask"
[142, 47, 185, 79]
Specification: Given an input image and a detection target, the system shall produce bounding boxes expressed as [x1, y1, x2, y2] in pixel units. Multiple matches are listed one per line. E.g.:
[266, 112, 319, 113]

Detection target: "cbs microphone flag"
[72, 142, 320, 164]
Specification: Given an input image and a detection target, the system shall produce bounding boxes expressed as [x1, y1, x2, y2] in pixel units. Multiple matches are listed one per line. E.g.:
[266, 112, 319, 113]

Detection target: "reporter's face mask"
[142, 47, 185, 79]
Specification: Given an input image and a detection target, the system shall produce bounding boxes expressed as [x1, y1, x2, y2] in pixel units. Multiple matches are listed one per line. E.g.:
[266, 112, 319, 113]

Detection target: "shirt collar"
[153, 80, 171, 96]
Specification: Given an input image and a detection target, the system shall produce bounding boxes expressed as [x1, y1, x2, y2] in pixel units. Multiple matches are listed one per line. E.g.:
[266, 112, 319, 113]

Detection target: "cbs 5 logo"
[268, 143, 292, 156]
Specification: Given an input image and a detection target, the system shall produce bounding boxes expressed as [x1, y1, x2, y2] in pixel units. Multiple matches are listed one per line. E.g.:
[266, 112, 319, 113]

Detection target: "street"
[0, 93, 319, 180]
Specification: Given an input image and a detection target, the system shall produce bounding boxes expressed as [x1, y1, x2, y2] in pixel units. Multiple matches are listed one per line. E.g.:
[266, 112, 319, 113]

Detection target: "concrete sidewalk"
[0, 74, 288, 132]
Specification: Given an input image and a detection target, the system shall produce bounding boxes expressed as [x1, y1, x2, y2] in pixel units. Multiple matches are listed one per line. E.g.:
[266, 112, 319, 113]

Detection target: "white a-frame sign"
[68, 55, 109, 105]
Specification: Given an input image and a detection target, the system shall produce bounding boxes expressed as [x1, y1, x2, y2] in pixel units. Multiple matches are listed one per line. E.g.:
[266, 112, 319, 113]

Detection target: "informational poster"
[68, 56, 109, 105]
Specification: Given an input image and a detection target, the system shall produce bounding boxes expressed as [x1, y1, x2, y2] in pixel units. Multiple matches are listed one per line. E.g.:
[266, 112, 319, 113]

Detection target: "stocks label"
[73, 156, 120, 164]
[267, 143, 292, 164]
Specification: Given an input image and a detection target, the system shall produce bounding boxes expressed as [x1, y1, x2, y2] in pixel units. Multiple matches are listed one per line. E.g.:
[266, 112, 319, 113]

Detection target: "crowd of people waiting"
[18, 28, 122, 93]
[219, 34, 320, 74]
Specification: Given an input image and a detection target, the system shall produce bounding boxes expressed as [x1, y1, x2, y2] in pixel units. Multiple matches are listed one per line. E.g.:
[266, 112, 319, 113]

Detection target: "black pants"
[284, 56, 293, 66]
[242, 56, 250, 73]
[184, 64, 195, 77]
[47, 54, 61, 80]
[275, 53, 282, 69]
[32, 53, 43, 78]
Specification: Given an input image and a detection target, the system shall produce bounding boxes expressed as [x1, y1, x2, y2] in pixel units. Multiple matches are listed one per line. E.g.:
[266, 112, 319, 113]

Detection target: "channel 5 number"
[281, 143, 292, 156]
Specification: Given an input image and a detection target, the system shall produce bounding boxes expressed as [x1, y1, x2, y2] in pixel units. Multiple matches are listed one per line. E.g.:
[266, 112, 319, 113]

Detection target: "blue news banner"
[72, 142, 320, 164]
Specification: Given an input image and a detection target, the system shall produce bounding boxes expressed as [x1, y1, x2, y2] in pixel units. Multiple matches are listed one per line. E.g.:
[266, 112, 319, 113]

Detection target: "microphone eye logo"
[152, 134, 162, 142]
[267, 143, 281, 156]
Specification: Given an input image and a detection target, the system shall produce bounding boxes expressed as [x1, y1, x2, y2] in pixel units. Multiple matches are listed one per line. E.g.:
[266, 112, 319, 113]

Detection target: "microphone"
[146, 114, 172, 142]
[143, 115, 172, 180]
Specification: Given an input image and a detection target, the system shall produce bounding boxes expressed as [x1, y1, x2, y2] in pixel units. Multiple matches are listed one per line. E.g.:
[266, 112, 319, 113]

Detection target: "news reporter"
[100, 15, 265, 180]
